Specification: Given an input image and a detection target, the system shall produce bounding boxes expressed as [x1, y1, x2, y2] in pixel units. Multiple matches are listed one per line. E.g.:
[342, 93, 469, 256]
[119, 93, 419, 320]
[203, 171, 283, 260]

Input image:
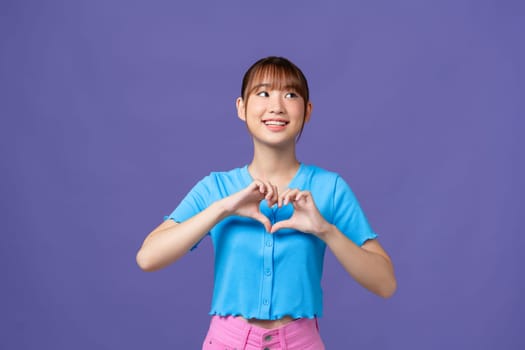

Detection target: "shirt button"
[263, 299, 269, 305]
[264, 335, 273, 341]
[264, 348, 270, 350]
[265, 240, 273, 247]
[265, 268, 272, 276]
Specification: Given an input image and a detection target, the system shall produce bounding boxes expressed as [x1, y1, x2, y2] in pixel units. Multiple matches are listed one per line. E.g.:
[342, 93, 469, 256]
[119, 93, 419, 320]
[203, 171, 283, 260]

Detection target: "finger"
[269, 182, 279, 207]
[253, 213, 272, 232]
[256, 181, 267, 194]
[283, 189, 300, 206]
[264, 181, 275, 202]
[295, 190, 311, 203]
[249, 180, 261, 192]
[250, 179, 264, 194]
[257, 180, 271, 198]
[263, 181, 279, 208]
[260, 184, 272, 200]
[270, 219, 293, 234]
[283, 190, 297, 206]
[278, 188, 290, 207]
[249, 181, 268, 201]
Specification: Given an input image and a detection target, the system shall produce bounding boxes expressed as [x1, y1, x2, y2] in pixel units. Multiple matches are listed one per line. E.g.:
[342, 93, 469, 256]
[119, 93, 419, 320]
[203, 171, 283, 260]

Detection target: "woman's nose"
[268, 95, 284, 114]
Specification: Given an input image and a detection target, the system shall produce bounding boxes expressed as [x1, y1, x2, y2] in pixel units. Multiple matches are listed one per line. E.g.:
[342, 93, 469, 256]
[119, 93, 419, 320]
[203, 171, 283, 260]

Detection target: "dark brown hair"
[241, 56, 310, 111]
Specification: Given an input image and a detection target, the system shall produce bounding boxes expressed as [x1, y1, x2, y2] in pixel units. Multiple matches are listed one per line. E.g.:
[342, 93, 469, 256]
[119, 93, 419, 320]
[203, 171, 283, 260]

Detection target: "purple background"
[1, 1, 524, 349]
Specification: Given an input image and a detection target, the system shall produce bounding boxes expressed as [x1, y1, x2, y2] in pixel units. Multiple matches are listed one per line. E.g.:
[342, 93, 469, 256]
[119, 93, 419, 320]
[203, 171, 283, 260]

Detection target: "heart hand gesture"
[221, 180, 278, 232]
[270, 189, 330, 236]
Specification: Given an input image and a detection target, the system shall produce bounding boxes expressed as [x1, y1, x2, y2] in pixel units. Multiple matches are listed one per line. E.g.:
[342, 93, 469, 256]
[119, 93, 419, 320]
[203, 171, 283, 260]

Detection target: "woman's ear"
[236, 97, 246, 121]
[304, 101, 313, 123]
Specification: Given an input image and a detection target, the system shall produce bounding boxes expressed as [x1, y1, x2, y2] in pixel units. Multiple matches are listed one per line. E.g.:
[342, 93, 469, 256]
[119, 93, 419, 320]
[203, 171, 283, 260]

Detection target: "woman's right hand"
[137, 180, 277, 271]
[220, 180, 278, 232]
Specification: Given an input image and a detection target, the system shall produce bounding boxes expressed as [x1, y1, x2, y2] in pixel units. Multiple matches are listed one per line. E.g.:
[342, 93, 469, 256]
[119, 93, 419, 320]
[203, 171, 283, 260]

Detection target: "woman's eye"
[285, 92, 298, 98]
[257, 91, 269, 97]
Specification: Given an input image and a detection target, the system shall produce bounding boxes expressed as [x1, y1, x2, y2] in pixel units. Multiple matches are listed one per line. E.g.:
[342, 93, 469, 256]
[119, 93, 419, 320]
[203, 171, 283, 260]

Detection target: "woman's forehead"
[250, 81, 296, 90]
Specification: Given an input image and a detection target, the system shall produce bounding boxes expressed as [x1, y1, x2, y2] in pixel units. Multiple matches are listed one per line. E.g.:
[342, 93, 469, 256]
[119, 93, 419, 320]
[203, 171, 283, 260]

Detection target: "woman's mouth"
[263, 119, 288, 126]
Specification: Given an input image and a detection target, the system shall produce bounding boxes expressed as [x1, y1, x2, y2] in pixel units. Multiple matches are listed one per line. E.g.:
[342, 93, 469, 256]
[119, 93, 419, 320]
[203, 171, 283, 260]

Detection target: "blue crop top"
[166, 163, 377, 320]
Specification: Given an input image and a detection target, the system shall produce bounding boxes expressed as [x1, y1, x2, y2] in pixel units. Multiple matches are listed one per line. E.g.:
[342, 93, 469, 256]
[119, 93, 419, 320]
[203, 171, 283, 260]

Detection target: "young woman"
[136, 56, 396, 349]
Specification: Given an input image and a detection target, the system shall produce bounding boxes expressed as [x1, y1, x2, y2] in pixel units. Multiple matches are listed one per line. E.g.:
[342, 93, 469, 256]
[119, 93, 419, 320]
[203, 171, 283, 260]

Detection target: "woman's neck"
[248, 143, 300, 189]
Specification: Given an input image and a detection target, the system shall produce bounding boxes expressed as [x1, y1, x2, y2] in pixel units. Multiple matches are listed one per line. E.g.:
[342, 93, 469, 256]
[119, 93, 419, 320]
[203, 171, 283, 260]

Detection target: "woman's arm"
[271, 189, 397, 298]
[136, 179, 279, 272]
[320, 227, 396, 298]
[136, 201, 228, 272]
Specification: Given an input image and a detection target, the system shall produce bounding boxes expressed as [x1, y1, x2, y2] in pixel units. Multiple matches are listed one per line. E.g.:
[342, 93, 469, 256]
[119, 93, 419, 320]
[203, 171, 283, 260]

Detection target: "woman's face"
[236, 78, 312, 148]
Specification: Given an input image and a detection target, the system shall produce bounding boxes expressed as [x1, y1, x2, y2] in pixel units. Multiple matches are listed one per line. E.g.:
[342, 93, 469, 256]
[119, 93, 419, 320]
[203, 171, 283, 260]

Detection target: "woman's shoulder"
[199, 165, 249, 192]
[300, 164, 357, 195]
[301, 163, 342, 181]
[208, 165, 247, 180]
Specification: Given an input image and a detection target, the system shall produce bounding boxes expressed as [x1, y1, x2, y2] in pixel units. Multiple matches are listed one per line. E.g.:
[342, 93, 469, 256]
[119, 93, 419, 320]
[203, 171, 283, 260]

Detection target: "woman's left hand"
[270, 189, 331, 237]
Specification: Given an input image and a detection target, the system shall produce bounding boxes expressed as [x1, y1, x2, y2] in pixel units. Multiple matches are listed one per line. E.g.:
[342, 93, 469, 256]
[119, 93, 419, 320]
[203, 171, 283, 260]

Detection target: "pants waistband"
[207, 315, 322, 349]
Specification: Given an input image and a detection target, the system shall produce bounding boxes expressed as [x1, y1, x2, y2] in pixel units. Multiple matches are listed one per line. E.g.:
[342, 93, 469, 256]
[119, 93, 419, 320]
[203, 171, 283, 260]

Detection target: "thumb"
[270, 219, 293, 234]
[252, 213, 272, 232]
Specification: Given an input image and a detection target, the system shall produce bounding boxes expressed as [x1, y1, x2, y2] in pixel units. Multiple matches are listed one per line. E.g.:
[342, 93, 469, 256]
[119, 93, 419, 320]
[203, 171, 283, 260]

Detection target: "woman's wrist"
[316, 222, 337, 241]
[212, 197, 234, 220]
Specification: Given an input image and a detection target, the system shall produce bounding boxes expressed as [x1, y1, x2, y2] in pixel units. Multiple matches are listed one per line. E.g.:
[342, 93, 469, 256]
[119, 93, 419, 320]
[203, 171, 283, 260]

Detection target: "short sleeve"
[331, 176, 378, 246]
[164, 175, 216, 250]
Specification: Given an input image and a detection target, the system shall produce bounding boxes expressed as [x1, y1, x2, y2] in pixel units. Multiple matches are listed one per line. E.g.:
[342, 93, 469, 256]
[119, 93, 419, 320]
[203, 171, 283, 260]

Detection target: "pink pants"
[202, 315, 326, 350]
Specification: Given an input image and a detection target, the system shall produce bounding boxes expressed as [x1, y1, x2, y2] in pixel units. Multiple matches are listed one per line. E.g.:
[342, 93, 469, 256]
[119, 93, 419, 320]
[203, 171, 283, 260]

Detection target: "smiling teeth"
[264, 121, 286, 126]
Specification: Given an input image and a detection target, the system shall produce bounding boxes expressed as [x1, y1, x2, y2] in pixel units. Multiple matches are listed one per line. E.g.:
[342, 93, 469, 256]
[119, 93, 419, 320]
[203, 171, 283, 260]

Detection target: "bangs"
[242, 60, 309, 102]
